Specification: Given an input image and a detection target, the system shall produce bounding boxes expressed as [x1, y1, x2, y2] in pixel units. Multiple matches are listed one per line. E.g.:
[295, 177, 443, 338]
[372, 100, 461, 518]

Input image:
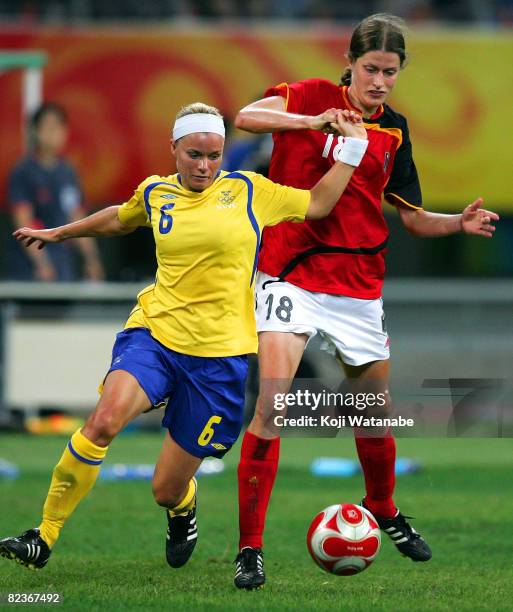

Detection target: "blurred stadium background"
[0, 2, 512, 609]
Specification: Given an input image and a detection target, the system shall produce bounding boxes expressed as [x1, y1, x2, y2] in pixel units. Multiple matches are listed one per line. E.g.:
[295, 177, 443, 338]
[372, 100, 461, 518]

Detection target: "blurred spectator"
[497, 0, 513, 24]
[222, 114, 273, 175]
[6, 102, 104, 282]
[0, 0, 511, 22]
[223, 131, 273, 175]
[376, 0, 435, 22]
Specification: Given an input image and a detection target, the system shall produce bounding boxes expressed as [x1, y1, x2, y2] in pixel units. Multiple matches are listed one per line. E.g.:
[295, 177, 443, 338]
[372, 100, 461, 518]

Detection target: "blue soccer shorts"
[105, 327, 249, 458]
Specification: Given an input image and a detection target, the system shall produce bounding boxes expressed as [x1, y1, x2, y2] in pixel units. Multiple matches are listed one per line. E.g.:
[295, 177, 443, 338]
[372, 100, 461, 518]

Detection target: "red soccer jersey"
[258, 78, 423, 298]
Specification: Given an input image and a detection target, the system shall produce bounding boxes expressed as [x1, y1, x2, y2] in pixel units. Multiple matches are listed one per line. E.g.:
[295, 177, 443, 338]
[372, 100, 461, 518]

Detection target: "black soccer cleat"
[0, 528, 51, 570]
[166, 503, 198, 568]
[362, 500, 432, 562]
[234, 547, 265, 590]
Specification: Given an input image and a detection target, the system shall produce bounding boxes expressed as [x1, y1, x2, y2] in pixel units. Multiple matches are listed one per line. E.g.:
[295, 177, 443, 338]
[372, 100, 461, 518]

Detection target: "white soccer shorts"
[255, 272, 390, 366]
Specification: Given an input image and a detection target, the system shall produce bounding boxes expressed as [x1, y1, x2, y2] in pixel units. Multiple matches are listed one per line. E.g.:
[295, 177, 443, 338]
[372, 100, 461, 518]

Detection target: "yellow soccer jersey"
[118, 170, 310, 357]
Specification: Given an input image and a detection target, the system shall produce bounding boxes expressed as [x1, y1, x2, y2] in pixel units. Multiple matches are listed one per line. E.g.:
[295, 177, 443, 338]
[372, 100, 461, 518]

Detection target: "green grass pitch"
[0, 434, 511, 611]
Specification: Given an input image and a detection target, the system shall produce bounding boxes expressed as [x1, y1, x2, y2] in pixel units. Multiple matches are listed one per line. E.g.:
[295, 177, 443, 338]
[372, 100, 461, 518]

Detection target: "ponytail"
[340, 67, 352, 86]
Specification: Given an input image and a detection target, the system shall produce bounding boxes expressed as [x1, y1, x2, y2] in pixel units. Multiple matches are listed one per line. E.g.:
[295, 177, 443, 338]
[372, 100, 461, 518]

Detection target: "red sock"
[354, 431, 397, 519]
[238, 430, 280, 550]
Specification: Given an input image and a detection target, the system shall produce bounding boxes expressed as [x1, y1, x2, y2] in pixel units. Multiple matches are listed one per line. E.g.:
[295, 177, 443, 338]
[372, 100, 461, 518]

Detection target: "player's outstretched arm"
[13, 205, 134, 250]
[235, 96, 342, 134]
[306, 110, 368, 220]
[397, 198, 499, 238]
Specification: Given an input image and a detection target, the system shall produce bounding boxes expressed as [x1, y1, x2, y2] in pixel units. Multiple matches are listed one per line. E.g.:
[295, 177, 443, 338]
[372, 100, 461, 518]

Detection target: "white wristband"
[335, 137, 369, 167]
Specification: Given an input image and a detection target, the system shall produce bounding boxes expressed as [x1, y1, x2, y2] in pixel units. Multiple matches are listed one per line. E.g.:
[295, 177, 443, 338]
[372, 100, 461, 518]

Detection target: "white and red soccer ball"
[306, 503, 381, 575]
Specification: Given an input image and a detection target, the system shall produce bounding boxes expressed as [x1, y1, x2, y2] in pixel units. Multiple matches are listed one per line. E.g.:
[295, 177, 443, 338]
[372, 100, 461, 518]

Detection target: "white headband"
[172, 113, 225, 141]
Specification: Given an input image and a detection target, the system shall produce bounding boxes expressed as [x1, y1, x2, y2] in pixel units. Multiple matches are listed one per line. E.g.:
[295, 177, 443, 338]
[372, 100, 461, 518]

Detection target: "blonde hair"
[175, 102, 223, 120]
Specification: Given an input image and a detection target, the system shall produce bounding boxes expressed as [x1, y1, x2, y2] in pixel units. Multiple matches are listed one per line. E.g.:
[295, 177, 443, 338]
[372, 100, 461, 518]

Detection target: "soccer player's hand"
[461, 198, 499, 238]
[309, 108, 344, 133]
[13, 227, 62, 249]
[331, 110, 367, 140]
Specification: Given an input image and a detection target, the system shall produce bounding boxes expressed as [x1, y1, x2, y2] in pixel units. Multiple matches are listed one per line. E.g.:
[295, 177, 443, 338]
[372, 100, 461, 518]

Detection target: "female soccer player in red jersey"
[233, 13, 499, 589]
[0, 104, 368, 572]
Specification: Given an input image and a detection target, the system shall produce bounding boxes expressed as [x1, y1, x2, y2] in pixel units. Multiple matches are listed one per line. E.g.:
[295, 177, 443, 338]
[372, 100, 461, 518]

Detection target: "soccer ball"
[306, 503, 381, 575]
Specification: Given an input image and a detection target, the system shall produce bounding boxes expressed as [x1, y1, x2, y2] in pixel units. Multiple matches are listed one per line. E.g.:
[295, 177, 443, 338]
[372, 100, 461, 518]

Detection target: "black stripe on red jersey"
[385, 192, 422, 210]
[261, 238, 389, 289]
[378, 105, 423, 209]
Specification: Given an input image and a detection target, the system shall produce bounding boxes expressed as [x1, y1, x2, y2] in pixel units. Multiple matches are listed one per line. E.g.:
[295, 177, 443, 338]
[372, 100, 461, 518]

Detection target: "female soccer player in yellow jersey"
[0, 102, 369, 571]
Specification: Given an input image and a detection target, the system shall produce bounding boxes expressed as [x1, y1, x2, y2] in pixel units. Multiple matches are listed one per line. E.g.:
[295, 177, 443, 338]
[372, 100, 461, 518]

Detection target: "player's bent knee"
[83, 404, 128, 446]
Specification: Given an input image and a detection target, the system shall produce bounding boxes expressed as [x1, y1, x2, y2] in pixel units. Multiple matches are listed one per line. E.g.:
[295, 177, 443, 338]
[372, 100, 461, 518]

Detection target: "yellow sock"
[39, 429, 108, 548]
[168, 477, 197, 517]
